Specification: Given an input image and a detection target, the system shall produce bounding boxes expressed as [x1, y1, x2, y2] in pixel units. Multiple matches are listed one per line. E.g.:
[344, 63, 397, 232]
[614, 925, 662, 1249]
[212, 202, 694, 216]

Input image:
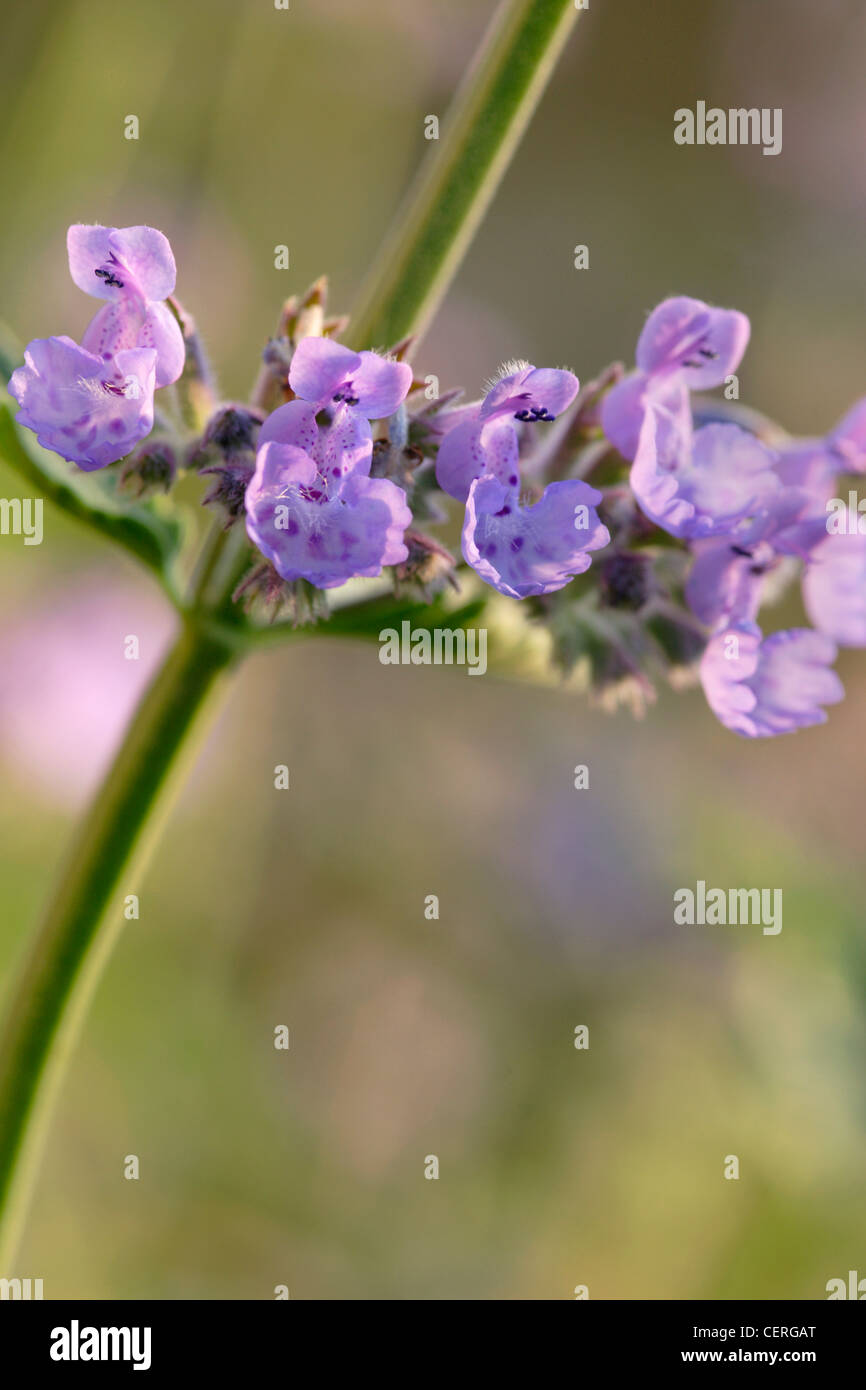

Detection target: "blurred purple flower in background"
[0, 577, 176, 805]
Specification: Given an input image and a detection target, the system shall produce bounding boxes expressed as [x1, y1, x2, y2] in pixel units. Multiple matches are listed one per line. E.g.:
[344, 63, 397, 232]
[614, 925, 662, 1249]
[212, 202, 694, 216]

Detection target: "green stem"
[0, 0, 581, 1271]
[0, 620, 237, 1268]
[346, 0, 580, 351]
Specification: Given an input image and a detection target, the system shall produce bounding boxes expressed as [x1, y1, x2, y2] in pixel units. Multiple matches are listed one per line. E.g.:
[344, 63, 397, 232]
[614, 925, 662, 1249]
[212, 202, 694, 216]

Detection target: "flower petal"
[600, 370, 649, 461]
[632, 411, 779, 540]
[480, 363, 579, 422]
[350, 351, 413, 418]
[318, 403, 374, 486]
[435, 416, 520, 502]
[68, 224, 176, 302]
[828, 395, 866, 472]
[636, 296, 750, 389]
[629, 396, 697, 536]
[288, 338, 361, 407]
[80, 299, 184, 389]
[463, 475, 609, 599]
[803, 519, 866, 647]
[9, 336, 155, 470]
[685, 538, 764, 628]
[138, 301, 185, 387]
[258, 400, 320, 454]
[700, 622, 843, 737]
[245, 441, 410, 588]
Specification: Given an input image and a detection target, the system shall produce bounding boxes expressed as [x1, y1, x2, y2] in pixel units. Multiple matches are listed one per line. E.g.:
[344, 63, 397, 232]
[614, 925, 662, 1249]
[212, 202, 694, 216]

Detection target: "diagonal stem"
[345, 0, 581, 352]
[0, 622, 237, 1268]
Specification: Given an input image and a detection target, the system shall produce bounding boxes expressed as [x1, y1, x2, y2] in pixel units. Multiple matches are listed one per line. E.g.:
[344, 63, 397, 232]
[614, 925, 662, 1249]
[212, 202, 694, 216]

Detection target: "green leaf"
[247, 589, 488, 646]
[326, 593, 487, 637]
[0, 401, 186, 583]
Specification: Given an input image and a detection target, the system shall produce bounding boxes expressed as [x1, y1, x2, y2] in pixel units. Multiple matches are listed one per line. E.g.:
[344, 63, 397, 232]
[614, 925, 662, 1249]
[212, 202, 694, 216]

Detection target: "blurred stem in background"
[0, 0, 581, 1269]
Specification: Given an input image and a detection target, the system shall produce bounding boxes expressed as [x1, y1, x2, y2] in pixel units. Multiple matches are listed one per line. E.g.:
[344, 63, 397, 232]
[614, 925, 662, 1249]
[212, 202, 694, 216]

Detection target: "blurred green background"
[1, 0, 865, 1299]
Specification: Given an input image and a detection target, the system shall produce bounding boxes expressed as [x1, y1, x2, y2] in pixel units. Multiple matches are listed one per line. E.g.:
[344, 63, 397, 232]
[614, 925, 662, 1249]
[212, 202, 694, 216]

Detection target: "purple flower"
[431, 360, 595, 597]
[828, 395, 866, 472]
[802, 510, 866, 647]
[631, 405, 780, 541]
[8, 336, 156, 471]
[699, 622, 844, 737]
[684, 490, 820, 628]
[288, 337, 412, 419]
[602, 296, 750, 460]
[478, 361, 580, 423]
[67, 224, 184, 389]
[0, 574, 176, 806]
[435, 361, 579, 502]
[244, 400, 411, 588]
[462, 474, 609, 599]
[774, 438, 838, 511]
[436, 415, 522, 503]
[775, 395, 866, 506]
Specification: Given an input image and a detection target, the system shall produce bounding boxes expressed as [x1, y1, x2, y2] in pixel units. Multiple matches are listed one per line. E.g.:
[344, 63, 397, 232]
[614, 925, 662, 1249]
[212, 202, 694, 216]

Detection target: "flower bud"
[200, 458, 255, 524]
[233, 564, 328, 624]
[394, 530, 458, 596]
[598, 551, 654, 610]
[369, 437, 423, 490]
[119, 440, 176, 495]
[644, 604, 707, 687]
[197, 403, 263, 459]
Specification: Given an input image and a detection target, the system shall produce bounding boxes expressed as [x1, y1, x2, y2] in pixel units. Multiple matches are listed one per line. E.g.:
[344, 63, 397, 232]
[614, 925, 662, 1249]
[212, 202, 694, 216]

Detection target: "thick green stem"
[0, 621, 237, 1268]
[346, 0, 580, 351]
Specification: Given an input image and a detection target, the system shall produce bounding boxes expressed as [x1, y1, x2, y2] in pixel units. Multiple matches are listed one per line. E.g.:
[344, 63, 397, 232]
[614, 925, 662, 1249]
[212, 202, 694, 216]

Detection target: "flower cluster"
[244, 339, 413, 589]
[603, 297, 866, 735]
[9, 225, 184, 470]
[7, 227, 866, 738]
[435, 363, 609, 598]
